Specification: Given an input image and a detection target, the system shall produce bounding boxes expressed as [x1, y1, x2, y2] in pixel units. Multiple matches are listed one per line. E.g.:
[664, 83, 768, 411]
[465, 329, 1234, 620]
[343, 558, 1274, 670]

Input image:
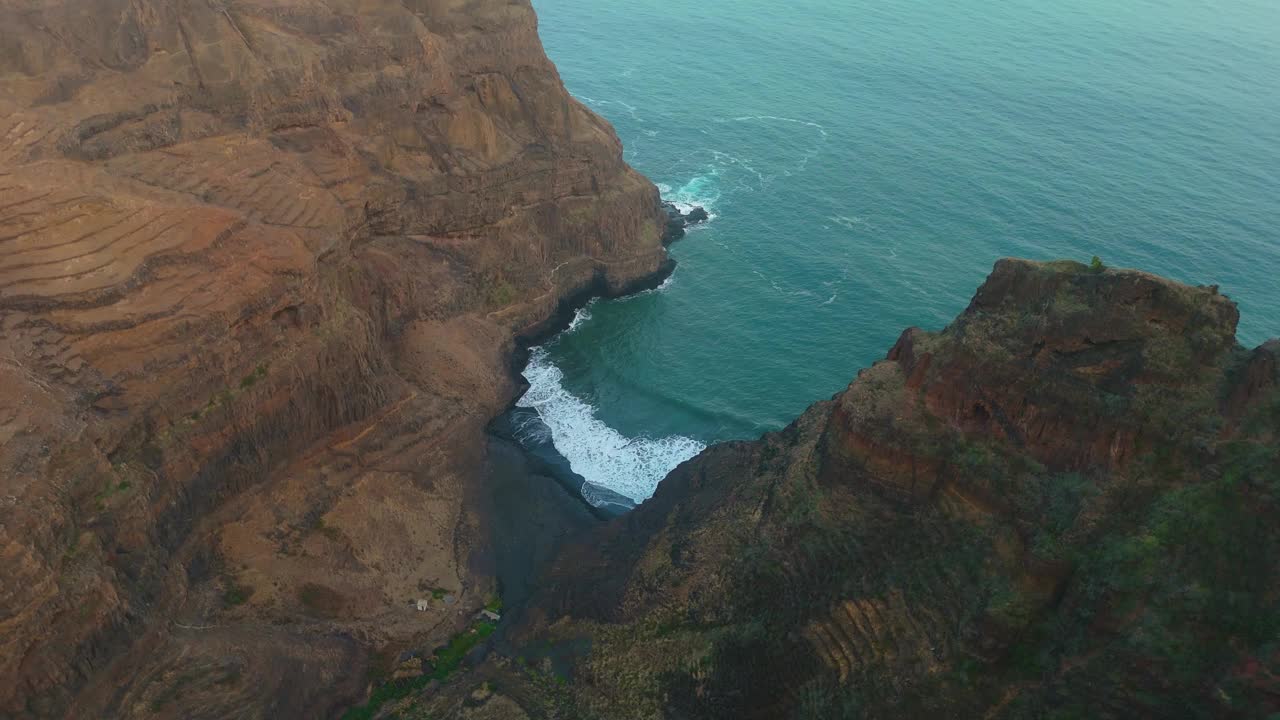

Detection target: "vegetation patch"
[222, 578, 254, 607]
[485, 278, 516, 308]
[93, 475, 136, 510]
[148, 669, 202, 712]
[340, 618, 498, 720]
[298, 583, 348, 617]
[62, 532, 87, 563]
[312, 517, 346, 543]
[239, 363, 269, 390]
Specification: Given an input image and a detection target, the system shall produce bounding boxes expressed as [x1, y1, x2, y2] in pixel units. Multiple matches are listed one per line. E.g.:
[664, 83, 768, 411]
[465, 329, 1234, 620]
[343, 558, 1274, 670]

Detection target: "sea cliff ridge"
[0, 0, 672, 716]
[466, 258, 1280, 720]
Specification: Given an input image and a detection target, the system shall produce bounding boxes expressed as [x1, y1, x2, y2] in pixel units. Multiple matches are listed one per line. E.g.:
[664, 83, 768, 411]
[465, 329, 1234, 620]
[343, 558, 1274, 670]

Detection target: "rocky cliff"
[393, 259, 1278, 719]
[4, 5, 1277, 720]
[0, 1, 672, 717]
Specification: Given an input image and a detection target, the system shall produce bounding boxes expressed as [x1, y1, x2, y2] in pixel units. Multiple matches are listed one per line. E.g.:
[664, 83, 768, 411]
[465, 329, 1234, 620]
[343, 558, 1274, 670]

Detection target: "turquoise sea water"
[518, 0, 1280, 504]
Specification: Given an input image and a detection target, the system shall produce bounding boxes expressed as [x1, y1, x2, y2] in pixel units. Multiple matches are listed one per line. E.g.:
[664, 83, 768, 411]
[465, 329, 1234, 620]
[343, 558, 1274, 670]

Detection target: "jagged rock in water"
[661, 200, 711, 243]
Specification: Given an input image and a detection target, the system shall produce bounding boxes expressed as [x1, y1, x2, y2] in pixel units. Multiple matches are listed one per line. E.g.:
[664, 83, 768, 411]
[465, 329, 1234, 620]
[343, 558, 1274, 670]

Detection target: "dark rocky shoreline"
[488, 199, 710, 522]
[477, 199, 710, 656]
[481, 259, 1280, 720]
[488, 408, 635, 519]
[477, 199, 707, 603]
[0, 0, 696, 712]
[662, 200, 712, 243]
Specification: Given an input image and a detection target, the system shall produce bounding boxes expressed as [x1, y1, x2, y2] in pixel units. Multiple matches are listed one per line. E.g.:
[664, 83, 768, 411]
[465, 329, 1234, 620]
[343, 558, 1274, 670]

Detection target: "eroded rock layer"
[0, 2, 669, 717]
[421, 259, 1277, 720]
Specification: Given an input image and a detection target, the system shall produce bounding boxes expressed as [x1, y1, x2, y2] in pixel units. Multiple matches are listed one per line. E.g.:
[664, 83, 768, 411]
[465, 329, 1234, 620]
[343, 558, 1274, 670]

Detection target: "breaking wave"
[658, 173, 721, 223]
[517, 347, 705, 504]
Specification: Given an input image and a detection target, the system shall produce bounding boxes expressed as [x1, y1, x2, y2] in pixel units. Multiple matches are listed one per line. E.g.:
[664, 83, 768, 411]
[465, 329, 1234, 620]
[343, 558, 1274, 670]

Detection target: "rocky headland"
[661, 202, 710, 244]
[400, 259, 1280, 720]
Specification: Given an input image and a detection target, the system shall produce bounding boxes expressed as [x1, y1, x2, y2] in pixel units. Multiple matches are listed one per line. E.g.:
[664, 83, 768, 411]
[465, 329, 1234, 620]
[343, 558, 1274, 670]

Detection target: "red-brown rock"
[0, 1, 669, 717]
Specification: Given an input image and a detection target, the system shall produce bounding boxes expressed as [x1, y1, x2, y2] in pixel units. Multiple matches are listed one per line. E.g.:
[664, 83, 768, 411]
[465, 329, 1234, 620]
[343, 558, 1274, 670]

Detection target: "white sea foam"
[574, 95, 644, 123]
[728, 115, 830, 138]
[709, 150, 768, 190]
[517, 348, 705, 504]
[829, 214, 867, 230]
[657, 172, 722, 223]
[565, 299, 597, 333]
[512, 411, 553, 445]
[720, 115, 831, 175]
[618, 272, 675, 302]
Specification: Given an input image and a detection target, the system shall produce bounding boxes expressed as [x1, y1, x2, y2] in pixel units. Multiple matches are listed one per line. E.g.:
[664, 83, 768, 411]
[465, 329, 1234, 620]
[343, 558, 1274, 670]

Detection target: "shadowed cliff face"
[0, 1, 668, 717]
[457, 259, 1275, 720]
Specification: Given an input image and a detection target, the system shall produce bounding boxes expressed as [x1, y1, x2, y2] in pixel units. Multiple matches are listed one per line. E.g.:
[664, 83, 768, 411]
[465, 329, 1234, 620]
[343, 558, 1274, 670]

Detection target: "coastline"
[486, 202, 707, 522]
[475, 202, 703, 651]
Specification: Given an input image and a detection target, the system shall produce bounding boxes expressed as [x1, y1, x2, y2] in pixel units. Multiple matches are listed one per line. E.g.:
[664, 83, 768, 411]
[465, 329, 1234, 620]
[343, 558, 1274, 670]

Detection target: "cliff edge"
[0, 1, 669, 717]
[404, 259, 1277, 720]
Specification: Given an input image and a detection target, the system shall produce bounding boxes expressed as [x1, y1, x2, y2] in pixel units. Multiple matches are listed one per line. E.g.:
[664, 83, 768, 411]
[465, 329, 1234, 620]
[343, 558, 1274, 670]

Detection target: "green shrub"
[486, 280, 516, 308]
[222, 579, 253, 607]
[340, 619, 497, 720]
[239, 363, 269, 390]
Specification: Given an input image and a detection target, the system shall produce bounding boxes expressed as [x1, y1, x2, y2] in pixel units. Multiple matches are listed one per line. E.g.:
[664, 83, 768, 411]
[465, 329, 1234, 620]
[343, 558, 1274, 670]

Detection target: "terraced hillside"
[0, 1, 670, 717]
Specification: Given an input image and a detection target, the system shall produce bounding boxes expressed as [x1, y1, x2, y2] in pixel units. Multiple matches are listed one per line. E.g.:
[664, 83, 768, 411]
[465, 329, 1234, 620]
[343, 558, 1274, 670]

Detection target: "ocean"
[516, 0, 1280, 505]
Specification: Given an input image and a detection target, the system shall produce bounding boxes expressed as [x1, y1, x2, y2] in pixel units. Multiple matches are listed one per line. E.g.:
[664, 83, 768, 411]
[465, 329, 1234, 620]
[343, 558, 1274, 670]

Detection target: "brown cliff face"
[0, 2, 669, 717]
[488, 259, 1278, 720]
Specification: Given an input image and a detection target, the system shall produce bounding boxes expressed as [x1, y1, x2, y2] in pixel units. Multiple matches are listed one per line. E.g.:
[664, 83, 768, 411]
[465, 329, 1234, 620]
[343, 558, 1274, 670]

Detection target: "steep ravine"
[0, 1, 674, 717]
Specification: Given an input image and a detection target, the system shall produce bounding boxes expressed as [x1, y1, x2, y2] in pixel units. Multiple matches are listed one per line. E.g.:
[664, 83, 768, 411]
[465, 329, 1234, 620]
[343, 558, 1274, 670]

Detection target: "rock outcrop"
[0, 1, 671, 717]
[396, 259, 1278, 719]
[661, 201, 710, 243]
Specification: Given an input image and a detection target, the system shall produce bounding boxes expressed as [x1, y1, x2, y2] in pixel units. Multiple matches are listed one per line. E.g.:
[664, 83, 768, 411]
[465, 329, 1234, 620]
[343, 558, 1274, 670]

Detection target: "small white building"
[415, 598, 430, 612]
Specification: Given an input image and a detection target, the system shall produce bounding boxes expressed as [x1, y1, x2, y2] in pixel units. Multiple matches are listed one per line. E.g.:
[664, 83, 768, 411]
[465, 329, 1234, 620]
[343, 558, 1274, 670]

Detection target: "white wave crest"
[565, 299, 597, 333]
[517, 348, 705, 504]
[717, 115, 830, 176]
[728, 114, 830, 137]
[618, 273, 675, 303]
[657, 171, 722, 223]
[513, 411, 553, 445]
